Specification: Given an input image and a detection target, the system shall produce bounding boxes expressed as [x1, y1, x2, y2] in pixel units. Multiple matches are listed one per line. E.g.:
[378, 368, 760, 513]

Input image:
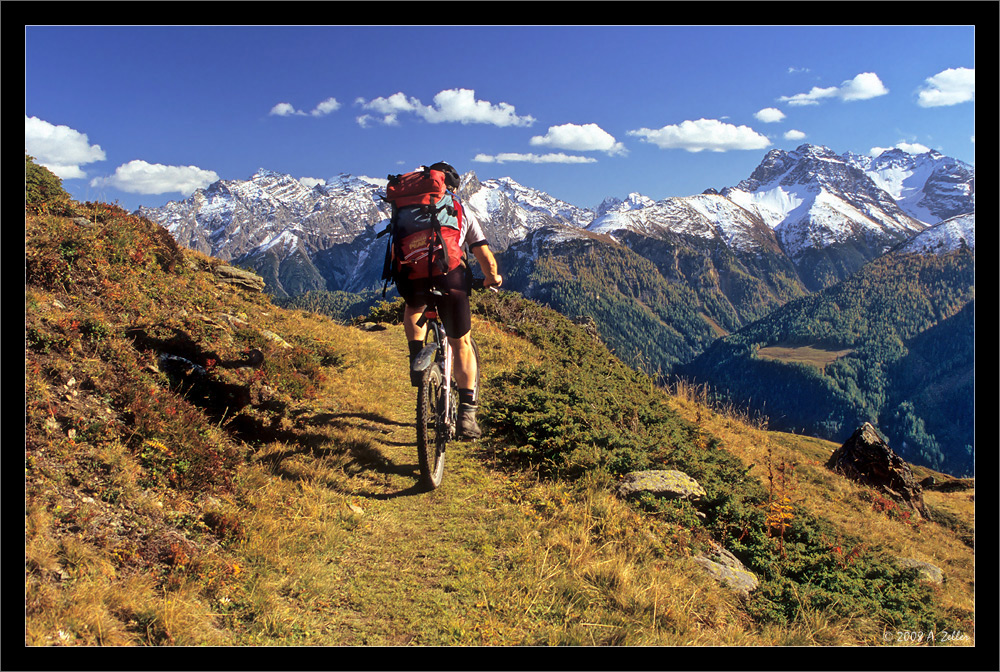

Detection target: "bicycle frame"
[412, 290, 456, 438]
[411, 284, 490, 489]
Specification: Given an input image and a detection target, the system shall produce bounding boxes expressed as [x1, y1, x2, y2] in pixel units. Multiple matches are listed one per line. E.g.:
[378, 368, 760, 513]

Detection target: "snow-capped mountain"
[587, 191, 782, 254]
[579, 144, 973, 266]
[892, 212, 975, 255]
[720, 144, 926, 261]
[136, 169, 390, 264]
[138, 167, 596, 295]
[136, 144, 973, 297]
[846, 148, 975, 224]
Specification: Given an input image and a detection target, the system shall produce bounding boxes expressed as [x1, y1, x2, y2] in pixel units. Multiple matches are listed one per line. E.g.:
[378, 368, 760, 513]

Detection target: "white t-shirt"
[458, 196, 488, 250]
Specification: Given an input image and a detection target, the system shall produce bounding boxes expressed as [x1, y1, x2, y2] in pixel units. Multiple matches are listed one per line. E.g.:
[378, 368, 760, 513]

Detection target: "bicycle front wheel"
[416, 366, 448, 490]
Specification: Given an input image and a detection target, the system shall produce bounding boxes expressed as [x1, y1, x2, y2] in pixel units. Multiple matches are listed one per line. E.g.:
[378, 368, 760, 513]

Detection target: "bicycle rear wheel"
[470, 337, 481, 401]
[416, 366, 448, 490]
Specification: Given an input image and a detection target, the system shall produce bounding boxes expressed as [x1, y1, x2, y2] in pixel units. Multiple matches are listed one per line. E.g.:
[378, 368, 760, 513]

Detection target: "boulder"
[214, 264, 266, 292]
[899, 558, 945, 585]
[617, 469, 706, 501]
[694, 541, 759, 596]
[826, 423, 929, 520]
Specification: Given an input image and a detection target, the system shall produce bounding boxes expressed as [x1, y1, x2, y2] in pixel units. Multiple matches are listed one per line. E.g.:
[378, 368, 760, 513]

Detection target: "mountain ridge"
[137, 143, 975, 295]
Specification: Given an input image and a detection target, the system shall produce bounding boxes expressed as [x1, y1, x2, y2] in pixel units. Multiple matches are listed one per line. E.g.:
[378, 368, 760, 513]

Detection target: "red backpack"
[381, 167, 465, 285]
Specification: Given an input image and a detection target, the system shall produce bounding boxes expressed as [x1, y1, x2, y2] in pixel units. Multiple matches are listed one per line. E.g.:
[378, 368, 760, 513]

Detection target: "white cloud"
[356, 88, 535, 127]
[422, 89, 535, 126]
[627, 118, 771, 153]
[270, 97, 342, 117]
[784, 129, 807, 141]
[869, 142, 932, 157]
[778, 85, 840, 106]
[472, 152, 596, 164]
[298, 177, 326, 189]
[90, 160, 219, 195]
[839, 72, 889, 101]
[917, 67, 974, 107]
[25, 116, 106, 179]
[778, 72, 888, 106]
[754, 107, 786, 123]
[310, 97, 341, 116]
[529, 123, 626, 155]
[269, 102, 300, 116]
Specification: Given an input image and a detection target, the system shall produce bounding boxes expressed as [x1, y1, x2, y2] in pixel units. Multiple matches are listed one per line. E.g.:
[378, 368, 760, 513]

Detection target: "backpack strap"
[378, 204, 400, 296]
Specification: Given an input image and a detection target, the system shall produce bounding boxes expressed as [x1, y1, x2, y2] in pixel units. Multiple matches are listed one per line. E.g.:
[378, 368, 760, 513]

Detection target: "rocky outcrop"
[826, 422, 929, 519]
[899, 558, 945, 585]
[615, 470, 759, 596]
[694, 541, 759, 597]
[617, 469, 706, 501]
[213, 264, 266, 292]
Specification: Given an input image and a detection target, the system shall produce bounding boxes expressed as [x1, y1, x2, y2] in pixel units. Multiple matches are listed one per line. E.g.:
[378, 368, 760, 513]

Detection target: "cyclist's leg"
[400, 278, 431, 386]
[438, 267, 475, 389]
[438, 268, 481, 438]
[450, 332, 477, 392]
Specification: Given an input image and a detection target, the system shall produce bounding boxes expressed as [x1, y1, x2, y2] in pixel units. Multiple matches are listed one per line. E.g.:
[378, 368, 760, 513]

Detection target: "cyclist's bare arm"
[472, 244, 502, 288]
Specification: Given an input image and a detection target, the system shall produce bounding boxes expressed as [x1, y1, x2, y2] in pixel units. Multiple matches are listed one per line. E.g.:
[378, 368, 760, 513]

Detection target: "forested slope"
[677, 249, 975, 476]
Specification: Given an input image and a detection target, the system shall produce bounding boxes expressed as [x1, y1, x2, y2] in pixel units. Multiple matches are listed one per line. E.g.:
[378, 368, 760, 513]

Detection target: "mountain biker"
[397, 161, 502, 440]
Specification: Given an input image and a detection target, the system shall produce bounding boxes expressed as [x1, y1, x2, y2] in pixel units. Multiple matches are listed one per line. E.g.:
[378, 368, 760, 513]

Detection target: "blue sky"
[25, 24, 976, 212]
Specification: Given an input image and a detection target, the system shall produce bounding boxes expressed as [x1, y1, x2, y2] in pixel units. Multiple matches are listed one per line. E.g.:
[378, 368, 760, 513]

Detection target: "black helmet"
[430, 161, 460, 190]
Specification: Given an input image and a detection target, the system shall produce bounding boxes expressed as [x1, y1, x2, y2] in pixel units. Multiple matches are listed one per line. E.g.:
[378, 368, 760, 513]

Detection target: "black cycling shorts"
[397, 266, 472, 339]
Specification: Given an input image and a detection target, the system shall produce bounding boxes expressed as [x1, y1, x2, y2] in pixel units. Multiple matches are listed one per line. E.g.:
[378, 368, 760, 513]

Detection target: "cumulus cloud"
[269, 102, 299, 117]
[754, 107, 786, 123]
[423, 89, 535, 126]
[627, 118, 771, 153]
[90, 160, 219, 195]
[354, 92, 421, 126]
[779, 72, 888, 106]
[356, 88, 535, 127]
[472, 152, 596, 165]
[311, 97, 341, 116]
[839, 72, 890, 101]
[784, 129, 807, 141]
[269, 97, 341, 117]
[25, 116, 106, 179]
[917, 67, 974, 107]
[529, 123, 626, 155]
[777, 85, 840, 106]
[869, 142, 932, 157]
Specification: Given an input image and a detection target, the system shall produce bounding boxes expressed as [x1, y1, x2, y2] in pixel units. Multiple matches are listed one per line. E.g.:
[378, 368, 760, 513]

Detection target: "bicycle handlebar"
[471, 276, 502, 293]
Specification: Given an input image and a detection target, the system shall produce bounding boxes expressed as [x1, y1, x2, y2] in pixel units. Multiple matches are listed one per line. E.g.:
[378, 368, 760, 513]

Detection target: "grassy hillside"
[24, 185, 975, 651]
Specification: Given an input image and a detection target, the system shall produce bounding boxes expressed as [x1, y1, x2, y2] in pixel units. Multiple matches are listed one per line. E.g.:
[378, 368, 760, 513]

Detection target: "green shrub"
[25, 154, 70, 210]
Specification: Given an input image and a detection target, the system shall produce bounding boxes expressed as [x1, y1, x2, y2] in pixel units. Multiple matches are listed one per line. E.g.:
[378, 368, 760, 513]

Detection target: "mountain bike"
[410, 287, 481, 491]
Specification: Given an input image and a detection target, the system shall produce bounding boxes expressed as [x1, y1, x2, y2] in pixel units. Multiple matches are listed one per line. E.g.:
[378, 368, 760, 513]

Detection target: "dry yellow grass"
[667, 379, 975, 638]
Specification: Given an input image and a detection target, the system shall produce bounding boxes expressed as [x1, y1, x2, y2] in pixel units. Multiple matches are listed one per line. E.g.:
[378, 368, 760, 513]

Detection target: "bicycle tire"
[416, 365, 447, 490]
[469, 336, 481, 399]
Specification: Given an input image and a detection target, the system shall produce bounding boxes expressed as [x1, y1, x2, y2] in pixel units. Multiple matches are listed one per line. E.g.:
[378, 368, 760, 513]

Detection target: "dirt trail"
[285, 323, 525, 646]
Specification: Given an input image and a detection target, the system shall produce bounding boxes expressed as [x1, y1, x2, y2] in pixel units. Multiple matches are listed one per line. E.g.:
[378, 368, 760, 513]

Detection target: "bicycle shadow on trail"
[299, 410, 418, 449]
[250, 409, 428, 499]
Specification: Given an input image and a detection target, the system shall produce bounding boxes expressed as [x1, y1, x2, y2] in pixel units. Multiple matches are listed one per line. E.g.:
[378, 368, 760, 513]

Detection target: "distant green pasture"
[756, 343, 853, 373]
